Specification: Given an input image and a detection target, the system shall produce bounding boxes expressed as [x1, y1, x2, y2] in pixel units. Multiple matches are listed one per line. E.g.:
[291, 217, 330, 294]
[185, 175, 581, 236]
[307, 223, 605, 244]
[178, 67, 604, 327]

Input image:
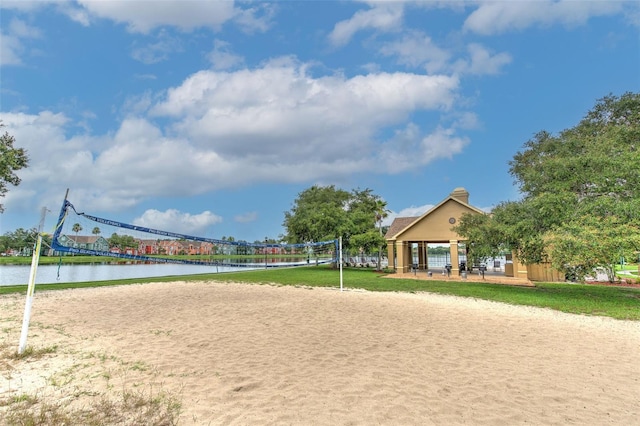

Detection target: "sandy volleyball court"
[1, 281, 639, 425]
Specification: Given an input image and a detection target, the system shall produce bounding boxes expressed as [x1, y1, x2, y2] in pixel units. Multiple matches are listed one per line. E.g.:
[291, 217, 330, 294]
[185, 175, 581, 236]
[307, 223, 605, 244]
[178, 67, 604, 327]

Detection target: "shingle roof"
[384, 216, 418, 239]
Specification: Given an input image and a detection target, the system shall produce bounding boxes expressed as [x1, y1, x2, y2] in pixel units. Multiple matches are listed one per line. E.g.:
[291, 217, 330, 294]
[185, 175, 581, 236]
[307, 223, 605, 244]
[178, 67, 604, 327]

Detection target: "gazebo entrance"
[386, 188, 483, 277]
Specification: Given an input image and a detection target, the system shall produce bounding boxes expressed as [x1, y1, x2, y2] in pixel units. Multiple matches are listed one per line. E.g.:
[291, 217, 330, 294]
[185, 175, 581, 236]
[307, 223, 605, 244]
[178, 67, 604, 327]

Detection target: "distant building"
[57, 235, 110, 252]
[157, 240, 214, 255]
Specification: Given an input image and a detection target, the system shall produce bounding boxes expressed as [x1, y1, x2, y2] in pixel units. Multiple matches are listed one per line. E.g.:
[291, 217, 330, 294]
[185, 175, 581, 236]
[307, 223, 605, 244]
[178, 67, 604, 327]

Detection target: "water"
[0, 263, 259, 286]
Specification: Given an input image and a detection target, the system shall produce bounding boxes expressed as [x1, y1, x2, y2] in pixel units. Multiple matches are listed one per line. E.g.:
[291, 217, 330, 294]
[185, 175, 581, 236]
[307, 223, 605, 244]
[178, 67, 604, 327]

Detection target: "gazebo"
[385, 188, 561, 281]
[385, 188, 523, 278]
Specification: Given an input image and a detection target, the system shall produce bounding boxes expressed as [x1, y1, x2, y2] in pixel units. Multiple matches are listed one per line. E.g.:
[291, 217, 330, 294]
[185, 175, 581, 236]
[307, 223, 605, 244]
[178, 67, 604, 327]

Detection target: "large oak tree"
[283, 185, 387, 257]
[455, 92, 640, 281]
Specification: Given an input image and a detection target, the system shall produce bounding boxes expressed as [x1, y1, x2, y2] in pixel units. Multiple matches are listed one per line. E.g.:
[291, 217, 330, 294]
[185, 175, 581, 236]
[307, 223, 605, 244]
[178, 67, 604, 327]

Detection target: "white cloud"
[452, 43, 512, 75]
[133, 209, 223, 235]
[329, 3, 404, 46]
[379, 31, 451, 73]
[232, 2, 275, 34]
[150, 60, 462, 178]
[130, 30, 183, 64]
[378, 33, 510, 77]
[397, 204, 433, 217]
[1, 61, 469, 219]
[234, 212, 258, 223]
[0, 111, 92, 212]
[442, 111, 481, 131]
[207, 39, 245, 70]
[464, 0, 624, 35]
[56, 3, 92, 27]
[384, 203, 434, 226]
[380, 124, 470, 174]
[8, 19, 41, 38]
[120, 91, 156, 117]
[153, 59, 457, 122]
[0, 18, 41, 67]
[0, 33, 23, 66]
[74, 0, 245, 34]
[0, 112, 225, 214]
[625, 3, 640, 27]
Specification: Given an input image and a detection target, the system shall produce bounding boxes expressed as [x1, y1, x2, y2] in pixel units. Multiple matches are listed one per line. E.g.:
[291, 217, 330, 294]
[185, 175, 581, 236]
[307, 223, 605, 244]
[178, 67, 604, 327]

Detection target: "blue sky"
[1, 0, 639, 243]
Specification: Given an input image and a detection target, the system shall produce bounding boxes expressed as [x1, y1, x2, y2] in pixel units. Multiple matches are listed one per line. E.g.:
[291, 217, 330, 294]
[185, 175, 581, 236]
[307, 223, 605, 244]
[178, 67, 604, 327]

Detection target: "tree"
[455, 92, 640, 281]
[72, 223, 83, 238]
[92, 227, 101, 236]
[108, 233, 137, 251]
[350, 230, 384, 259]
[453, 211, 506, 264]
[0, 228, 38, 255]
[283, 185, 387, 257]
[374, 198, 390, 269]
[545, 215, 640, 282]
[283, 185, 351, 244]
[0, 122, 29, 213]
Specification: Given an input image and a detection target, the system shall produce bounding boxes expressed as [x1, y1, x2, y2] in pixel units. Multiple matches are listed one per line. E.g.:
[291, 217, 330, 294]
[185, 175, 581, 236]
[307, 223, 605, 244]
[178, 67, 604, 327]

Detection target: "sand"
[1, 281, 639, 425]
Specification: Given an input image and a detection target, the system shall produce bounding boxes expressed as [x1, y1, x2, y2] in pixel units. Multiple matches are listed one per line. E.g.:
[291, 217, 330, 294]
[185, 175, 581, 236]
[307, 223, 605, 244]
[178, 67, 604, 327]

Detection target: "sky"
[1, 0, 639, 243]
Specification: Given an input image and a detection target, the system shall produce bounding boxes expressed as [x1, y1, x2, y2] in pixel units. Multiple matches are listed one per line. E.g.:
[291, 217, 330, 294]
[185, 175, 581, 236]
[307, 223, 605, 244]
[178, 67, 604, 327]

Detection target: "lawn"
[2, 265, 639, 321]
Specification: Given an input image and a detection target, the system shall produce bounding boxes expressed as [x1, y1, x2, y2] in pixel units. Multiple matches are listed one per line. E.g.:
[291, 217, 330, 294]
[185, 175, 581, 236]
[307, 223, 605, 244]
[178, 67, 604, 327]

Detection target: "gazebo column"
[425, 243, 429, 271]
[387, 241, 395, 270]
[449, 239, 460, 276]
[396, 241, 411, 274]
[418, 242, 427, 270]
[395, 240, 406, 273]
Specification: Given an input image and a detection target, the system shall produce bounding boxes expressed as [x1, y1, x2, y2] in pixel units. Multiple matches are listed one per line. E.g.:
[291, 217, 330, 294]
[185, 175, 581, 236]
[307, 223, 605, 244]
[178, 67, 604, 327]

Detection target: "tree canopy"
[1, 228, 37, 254]
[455, 92, 640, 281]
[0, 122, 29, 213]
[283, 185, 387, 254]
[108, 233, 138, 251]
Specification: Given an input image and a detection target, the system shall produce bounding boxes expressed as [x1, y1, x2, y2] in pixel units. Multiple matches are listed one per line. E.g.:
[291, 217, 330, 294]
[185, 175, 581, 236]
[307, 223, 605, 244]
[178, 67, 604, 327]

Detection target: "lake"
[0, 262, 265, 286]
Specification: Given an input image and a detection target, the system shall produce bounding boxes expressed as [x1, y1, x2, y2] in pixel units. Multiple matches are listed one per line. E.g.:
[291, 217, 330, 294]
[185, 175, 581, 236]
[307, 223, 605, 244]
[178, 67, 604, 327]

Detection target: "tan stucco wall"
[395, 199, 478, 242]
[386, 198, 483, 274]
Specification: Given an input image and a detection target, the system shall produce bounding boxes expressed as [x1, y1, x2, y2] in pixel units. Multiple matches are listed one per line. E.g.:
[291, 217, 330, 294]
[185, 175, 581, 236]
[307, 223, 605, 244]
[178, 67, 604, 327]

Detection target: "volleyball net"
[50, 196, 338, 271]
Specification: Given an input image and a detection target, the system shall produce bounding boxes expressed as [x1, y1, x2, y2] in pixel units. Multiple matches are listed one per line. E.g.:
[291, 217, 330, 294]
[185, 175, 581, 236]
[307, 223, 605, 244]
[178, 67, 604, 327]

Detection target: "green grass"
[1, 389, 181, 426]
[2, 265, 639, 320]
[10, 344, 59, 360]
[615, 263, 639, 278]
[0, 336, 181, 425]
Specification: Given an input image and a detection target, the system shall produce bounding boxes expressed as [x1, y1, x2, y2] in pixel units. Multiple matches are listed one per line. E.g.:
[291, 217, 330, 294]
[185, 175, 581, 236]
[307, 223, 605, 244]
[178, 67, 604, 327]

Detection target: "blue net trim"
[51, 199, 338, 267]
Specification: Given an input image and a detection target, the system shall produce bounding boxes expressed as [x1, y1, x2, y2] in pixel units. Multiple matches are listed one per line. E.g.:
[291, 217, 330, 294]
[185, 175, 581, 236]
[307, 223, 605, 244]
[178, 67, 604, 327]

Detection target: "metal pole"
[339, 236, 343, 292]
[18, 206, 48, 354]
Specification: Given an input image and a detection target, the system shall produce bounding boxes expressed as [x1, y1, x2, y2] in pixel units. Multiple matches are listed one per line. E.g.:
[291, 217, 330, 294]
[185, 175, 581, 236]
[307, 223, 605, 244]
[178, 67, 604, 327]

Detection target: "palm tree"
[72, 223, 82, 240]
[71, 223, 82, 255]
[92, 226, 100, 236]
[374, 199, 390, 270]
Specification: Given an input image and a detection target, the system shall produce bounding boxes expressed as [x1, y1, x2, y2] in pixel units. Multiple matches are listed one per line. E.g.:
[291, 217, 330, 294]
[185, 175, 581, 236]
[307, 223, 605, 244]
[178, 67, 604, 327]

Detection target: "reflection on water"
[0, 262, 248, 286]
[0, 255, 342, 286]
[0, 256, 330, 286]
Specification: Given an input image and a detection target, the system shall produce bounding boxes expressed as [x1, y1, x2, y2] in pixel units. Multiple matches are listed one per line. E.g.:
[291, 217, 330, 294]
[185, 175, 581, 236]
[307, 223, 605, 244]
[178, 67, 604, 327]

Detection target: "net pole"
[339, 236, 343, 292]
[18, 206, 47, 354]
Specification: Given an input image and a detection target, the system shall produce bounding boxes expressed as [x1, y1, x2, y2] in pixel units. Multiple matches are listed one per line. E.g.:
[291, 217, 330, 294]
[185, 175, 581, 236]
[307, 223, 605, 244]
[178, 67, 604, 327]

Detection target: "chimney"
[450, 187, 469, 204]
